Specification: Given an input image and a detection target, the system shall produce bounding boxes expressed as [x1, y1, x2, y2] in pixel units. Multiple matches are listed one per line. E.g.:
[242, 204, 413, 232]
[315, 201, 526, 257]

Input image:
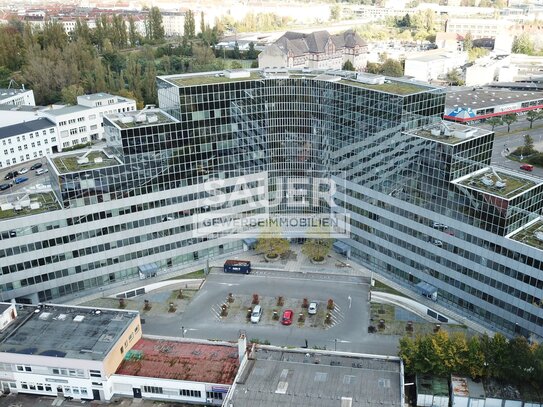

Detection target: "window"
[21, 383, 28, 389]
[90, 369, 101, 378]
[206, 391, 224, 400]
[70, 128, 77, 135]
[143, 386, 163, 394]
[180, 389, 202, 398]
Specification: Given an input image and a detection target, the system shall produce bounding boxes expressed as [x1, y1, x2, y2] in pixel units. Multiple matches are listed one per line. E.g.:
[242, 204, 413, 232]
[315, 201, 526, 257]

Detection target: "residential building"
[161, 11, 185, 37]
[445, 18, 513, 39]
[0, 69, 542, 342]
[0, 117, 57, 169]
[258, 30, 368, 70]
[0, 88, 36, 107]
[41, 93, 136, 150]
[404, 50, 468, 83]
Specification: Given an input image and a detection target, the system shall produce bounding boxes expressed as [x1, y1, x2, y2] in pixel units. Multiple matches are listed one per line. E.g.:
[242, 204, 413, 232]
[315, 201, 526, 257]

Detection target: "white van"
[250, 305, 262, 324]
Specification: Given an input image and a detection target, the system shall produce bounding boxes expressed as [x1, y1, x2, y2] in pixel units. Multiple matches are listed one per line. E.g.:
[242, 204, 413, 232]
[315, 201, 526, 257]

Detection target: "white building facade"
[404, 51, 468, 82]
[0, 118, 57, 169]
[41, 93, 136, 150]
[0, 89, 36, 107]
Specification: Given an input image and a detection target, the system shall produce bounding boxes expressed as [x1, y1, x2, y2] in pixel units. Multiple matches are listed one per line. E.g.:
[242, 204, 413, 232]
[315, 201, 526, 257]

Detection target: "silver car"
[308, 302, 318, 315]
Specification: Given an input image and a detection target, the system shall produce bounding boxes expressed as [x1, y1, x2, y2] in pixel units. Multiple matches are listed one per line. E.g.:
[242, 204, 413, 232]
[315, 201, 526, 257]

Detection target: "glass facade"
[0, 69, 542, 340]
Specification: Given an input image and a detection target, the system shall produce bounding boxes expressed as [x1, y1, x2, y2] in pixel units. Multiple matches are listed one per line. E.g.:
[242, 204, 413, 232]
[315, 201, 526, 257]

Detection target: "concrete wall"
[102, 314, 142, 378]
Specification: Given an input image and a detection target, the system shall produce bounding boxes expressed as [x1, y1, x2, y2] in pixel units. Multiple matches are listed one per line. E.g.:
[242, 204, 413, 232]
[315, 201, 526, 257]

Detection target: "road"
[142, 271, 400, 356]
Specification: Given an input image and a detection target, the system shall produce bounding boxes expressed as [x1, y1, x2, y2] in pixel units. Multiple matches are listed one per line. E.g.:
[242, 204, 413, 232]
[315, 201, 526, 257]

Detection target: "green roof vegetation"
[170, 72, 262, 86]
[510, 220, 543, 251]
[340, 78, 428, 95]
[458, 169, 537, 198]
[0, 192, 60, 220]
[53, 151, 120, 174]
[412, 129, 468, 145]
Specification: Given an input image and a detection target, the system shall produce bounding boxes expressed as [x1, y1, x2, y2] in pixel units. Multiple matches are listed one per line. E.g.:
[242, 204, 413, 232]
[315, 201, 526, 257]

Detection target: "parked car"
[4, 171, 18, 180]
[308, 302, 318, 315]
[18, 168, 28, 174]
[13, 177, 28, 184]
[35, 168, 48, 175]
[30, 163, 43, 170]
[432, 222, 448, 229]
[281, 309, 294, 325]
[250, 305, 262, 324]
[520, 164, 534, 172]
[0, 184, 10, 191]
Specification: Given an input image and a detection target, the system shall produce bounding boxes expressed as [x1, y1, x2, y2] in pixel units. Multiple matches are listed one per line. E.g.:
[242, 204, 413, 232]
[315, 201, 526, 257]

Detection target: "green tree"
[486, 116, 502, 130]
[255, 220, 290, 259]
[200, 11, 206, 36]
[230, 60, 243, 69]
[463, 31, 473, 52]
[301, 225, 333, 262]
[0, 66, 11, 88]
[61, 84, 84, 105]
[146, 7, 165, 41]
[184, 10, 196, 38]
[468, 47, 489, 62]
[330, 4, 341, 21]
[526, 110, 542, 129]
[380, 58, 403, 77]
[503, 113, 518, 132]
[478, 0, 492, 6]
[446, 69, 464, 86]
[523, 133, 535, 154]
[40, 20, 68, 50]
[512, 33, 535, 55]
[466, 336, 485, 379]
[232, 41, 241, 59]
[246, 42, 258, 60]
[342, 60, 355, 71]
[128, 16, 139, 46]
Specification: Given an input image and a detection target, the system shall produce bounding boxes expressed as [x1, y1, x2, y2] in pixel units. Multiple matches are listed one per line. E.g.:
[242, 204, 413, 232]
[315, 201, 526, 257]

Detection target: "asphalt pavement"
[0, 157, 48, 195]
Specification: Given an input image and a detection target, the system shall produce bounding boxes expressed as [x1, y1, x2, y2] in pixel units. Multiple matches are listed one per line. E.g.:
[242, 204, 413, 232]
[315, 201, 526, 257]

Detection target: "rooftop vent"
[355, 73, 385, 85]
[119, 116, 134, 124]
[135, 114, 146, 123]
[147, 114, 158, 123]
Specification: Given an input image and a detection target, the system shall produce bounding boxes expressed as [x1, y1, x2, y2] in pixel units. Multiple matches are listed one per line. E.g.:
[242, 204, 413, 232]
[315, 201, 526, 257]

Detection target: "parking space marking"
[325, 305, 344, 330]
[210, 303, 223, 321]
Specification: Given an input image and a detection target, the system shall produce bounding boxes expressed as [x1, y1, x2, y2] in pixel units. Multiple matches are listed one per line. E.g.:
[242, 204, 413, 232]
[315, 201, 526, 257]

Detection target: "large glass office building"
[0, 69, 542, 340]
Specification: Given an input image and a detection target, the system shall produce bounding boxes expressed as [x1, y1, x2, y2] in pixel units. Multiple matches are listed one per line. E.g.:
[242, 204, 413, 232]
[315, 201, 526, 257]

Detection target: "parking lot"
[139, 270, 399, 355]
[0, 158, 48, 195]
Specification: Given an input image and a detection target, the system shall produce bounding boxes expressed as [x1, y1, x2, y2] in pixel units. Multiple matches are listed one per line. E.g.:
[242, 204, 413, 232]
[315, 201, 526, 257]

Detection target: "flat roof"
[115, 338, 239, 384]
[454, 167, 540, 199]
[106, 109, 178, 129]
[416, 375, 449, 397]
[0, 303, 138, 361]
[44, 105, 89, 116]
[510, 218, 543, 251]
[160, 69, 435, 96]
[230, 347, 402, 407]
[0, 117, 55, 140]
[407, 121, 492, 145]
[78, 92, 117, 101]
[0, 191, 61, 221]
[446, 88, 543, 110]
[0, 88, 32, 101]
[52, 150, 122, 174]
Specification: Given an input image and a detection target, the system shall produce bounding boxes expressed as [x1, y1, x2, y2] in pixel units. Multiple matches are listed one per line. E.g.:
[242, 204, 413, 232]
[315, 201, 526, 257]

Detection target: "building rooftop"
[230, 347, 402, 407]
[0, 88, 32, 102]
[77, 92, 117, 101]
[510, 218, 543, 251]
[0, 117, 55, 140]
[115, 338, 239, 384]
[0, 191, 60, 221]
[44, 105, 89, 116]
[407, 121, 492, 145]
[451, 376, 486, 399]
[0, 303, 139, 361]
[445, 88, 543, 110]
[51, 149, 122, 174]
[160, 69, 434, 96]
[416, 375, 449, 397]
[454, 167, 540, 199]
[106, 109, 178, 129]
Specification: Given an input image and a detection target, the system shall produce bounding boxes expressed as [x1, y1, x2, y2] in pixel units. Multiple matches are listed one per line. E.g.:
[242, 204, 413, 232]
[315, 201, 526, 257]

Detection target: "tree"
[463, 32, 473, 52]
[330, 4, 341, 21]
[512, 33, 535, 55]
[232, 41, 241, 59]
[246, 42, 258, 60]
[61, 84, 84, 105]
[342, 60, 355, 71]
[146, 7, 164, 41]
[380, 58, 403, 77]
[230, 60, 243, 69]
[184, 10, 196, 38]
[446, 69, 464, 86]
[200, 11, 206, 36]
[128, 16, 139, 46]
[502, 113, 518, 132]
[255, 220, 290, 259]
[523, 133, 535, 154]
[301, 225, 333, 262]
[486, 116, 502, 130]
[526, 110, 542, 129]
[465, 336, 485, 380]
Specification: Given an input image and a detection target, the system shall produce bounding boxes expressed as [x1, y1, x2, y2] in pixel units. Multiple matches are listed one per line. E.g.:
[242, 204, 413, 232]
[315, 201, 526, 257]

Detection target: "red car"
[520, 164, 534, 172]
[281, 309, 293, 325]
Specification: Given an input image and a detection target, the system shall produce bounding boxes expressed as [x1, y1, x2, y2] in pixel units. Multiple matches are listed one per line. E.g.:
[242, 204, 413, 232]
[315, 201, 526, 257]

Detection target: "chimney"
[238, 333, 247, 362]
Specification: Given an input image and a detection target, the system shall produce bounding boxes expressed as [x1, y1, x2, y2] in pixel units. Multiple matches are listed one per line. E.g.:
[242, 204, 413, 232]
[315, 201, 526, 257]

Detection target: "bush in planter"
[302, 225, 332, 261]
